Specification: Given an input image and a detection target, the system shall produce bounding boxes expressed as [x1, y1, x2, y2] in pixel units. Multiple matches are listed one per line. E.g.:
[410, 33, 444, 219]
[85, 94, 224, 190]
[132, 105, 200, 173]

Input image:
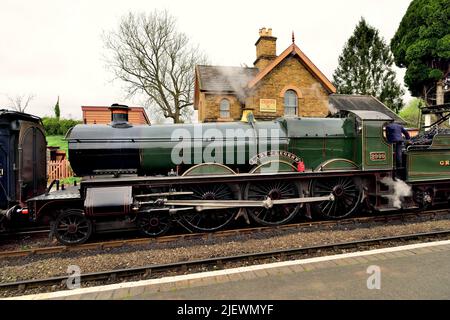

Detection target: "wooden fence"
[47, 159, 74, 181]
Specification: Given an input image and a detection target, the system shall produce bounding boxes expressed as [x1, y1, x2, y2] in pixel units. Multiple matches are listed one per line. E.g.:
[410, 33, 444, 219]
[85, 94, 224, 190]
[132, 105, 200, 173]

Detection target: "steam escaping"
[328, 102, 338, 115]
[306, 83, 338, 116]
[380, 177, 412, 209]
[307, 83, 323, 97]
[214, 66, 256, 103]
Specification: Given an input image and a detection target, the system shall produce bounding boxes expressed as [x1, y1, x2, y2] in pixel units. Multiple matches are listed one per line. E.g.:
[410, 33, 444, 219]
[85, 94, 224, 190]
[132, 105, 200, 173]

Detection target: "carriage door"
[19, 125, 47, 203]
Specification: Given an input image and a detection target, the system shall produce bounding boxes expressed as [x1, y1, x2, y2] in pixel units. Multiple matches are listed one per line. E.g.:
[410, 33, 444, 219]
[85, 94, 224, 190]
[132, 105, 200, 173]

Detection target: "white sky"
[0, 0, 413, 120]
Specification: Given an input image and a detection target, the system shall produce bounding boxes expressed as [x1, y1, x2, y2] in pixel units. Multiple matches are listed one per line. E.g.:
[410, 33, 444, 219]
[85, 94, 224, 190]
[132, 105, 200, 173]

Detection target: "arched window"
[220, 99, 230, 118]
[284, 90, 298, 116]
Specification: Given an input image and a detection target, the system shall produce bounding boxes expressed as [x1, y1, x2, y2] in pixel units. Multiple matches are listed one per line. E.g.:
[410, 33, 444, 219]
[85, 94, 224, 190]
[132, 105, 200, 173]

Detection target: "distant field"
[46, 135, 68, 154]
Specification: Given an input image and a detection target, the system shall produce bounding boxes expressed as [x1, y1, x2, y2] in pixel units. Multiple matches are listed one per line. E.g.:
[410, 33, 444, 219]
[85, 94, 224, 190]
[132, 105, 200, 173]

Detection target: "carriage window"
[284, 90, 298, 116]
[220, 99, 230, 118]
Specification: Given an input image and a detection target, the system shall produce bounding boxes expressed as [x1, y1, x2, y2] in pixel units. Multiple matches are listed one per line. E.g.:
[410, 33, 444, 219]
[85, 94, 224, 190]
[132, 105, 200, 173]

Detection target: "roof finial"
[292, 31, 295, 44]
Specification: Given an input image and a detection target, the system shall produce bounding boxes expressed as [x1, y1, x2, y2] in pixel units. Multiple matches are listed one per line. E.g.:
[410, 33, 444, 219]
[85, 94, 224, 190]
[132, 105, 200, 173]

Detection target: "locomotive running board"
[162, 194, 335, 211]
[135, 191, 194, 198]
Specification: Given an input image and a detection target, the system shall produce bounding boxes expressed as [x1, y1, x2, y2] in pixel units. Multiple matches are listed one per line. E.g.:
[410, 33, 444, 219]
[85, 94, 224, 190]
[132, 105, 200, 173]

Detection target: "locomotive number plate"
[370, 152, 386, 161]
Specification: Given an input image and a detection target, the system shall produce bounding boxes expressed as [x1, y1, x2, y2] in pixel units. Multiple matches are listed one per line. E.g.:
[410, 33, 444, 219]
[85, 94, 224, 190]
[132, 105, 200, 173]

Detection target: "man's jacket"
[385, 122, 410, 143]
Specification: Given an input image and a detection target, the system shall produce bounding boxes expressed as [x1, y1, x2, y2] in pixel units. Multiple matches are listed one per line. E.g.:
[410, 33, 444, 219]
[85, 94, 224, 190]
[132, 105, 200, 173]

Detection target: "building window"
[220, 99, 230, 118]
[284, 90, 298, 116]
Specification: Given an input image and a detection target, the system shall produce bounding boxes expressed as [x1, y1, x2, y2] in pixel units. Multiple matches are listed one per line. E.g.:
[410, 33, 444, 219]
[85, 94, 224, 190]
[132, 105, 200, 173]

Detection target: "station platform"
[7, 239, 450, 300]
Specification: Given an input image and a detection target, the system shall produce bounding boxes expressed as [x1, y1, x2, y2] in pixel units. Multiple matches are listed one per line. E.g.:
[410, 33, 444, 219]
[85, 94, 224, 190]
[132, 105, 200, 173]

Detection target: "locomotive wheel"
[310, 177, 362, 219]
[244, 181, 301, 226]
[53, 209, 92, 245]
[180, 183, 239, 232]
[137, 212, 171, 237]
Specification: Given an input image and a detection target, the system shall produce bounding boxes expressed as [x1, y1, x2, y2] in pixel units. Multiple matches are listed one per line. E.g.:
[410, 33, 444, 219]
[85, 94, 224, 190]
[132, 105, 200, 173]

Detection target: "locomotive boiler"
[67, 105, 391, 177]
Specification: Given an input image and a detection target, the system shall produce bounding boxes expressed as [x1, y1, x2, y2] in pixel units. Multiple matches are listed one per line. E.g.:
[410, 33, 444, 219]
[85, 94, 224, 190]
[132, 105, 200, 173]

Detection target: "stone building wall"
[245, 57, 329, 119]
[199, 93, 242, 122]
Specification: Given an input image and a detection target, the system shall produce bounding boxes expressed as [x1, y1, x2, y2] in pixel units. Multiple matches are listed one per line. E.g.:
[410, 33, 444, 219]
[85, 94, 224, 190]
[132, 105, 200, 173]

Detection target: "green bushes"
[399, 98, 424, 128]
[42, 117, 82, 136]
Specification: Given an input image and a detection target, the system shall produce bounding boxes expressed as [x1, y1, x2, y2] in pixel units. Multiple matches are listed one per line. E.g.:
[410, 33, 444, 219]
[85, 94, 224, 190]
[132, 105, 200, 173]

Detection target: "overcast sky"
[0, 0, 413, 120]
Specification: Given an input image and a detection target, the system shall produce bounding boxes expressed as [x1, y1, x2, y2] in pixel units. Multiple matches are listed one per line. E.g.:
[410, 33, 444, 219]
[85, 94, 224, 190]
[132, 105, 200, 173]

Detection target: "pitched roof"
[81, 106, 151, 125]
[247, 44, 336, 93]
[329, 94, 405, 123]
[196, 65, 259, 92]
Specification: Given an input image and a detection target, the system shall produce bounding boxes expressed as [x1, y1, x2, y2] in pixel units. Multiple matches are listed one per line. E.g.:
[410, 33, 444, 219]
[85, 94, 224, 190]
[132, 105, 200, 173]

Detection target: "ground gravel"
[1, 216, 450, 287]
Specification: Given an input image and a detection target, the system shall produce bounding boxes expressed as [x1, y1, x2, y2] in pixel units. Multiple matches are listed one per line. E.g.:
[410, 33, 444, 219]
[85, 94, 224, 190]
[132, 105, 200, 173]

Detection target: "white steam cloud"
[328, 102, 338, 115]
[215, 67, 255, 103]
[380, 177, 412, 209]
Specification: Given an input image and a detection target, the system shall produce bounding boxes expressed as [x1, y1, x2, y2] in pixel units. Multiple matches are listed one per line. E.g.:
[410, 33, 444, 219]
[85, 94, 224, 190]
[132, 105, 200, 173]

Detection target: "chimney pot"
[254, 27, 277, 70]
[109, 103, 132, 128]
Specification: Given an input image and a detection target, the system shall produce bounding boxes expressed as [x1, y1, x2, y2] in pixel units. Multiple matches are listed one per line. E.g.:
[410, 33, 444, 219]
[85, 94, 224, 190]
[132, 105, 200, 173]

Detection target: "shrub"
[42, 117, 82, 136]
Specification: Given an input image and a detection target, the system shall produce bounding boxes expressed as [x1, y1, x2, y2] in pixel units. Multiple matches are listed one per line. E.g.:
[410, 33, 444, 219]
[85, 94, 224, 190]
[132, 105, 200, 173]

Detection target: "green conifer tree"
[390, 0, 450, 104]
[54, 96, 60, 119]
[333, 18, 404, 113]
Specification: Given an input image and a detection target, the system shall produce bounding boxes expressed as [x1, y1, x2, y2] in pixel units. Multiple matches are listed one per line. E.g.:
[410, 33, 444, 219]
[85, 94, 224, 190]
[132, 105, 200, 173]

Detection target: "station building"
[194, 28, 402, 123]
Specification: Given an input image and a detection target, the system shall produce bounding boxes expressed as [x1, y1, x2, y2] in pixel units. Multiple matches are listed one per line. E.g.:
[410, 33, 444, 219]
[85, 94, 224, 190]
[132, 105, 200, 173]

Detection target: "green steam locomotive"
[1, 104, 449, 245]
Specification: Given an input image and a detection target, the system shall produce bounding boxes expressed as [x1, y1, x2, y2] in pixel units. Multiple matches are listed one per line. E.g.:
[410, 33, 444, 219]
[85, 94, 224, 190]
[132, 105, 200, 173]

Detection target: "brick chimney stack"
[254, 27, 277, 71]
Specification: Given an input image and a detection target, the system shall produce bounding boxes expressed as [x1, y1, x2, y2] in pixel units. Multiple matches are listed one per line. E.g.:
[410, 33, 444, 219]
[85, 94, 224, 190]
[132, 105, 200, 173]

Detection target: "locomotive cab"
[348, 110, 394, 171]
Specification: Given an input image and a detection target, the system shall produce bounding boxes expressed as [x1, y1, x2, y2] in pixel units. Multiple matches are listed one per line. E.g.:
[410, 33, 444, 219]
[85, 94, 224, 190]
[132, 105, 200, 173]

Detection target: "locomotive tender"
[1, 104, 449, 245]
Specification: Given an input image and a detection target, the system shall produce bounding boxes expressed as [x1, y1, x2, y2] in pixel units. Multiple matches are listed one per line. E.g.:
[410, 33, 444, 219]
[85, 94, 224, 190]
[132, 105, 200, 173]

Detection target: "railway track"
[1, 228, 450, 295]
[1, 208, 449, 259]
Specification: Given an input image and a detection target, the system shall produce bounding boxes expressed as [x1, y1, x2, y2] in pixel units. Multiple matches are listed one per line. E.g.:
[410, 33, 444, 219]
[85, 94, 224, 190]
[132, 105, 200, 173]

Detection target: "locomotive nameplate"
[369, 152, 386, 161]
[249, 150, 301, 165]
[259, 99, 277, 113]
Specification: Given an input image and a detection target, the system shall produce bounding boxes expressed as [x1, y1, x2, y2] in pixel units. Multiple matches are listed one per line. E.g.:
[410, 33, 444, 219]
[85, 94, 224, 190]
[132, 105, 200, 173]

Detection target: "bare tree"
[7, 93, 35, 113]
[104, 10, 207, 123]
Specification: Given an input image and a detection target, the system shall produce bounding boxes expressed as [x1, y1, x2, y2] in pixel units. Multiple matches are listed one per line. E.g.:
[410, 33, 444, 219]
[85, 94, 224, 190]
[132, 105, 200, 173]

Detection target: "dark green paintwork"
[284, 117, 356, 170]
[68, 111, 399, 176]
[361, 120, 393, 170]
[407, 133, 450, 182]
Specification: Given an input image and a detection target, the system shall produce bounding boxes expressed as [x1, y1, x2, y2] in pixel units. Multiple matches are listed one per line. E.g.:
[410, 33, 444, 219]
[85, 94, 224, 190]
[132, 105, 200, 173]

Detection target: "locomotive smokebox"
[109, 103, 131, 128]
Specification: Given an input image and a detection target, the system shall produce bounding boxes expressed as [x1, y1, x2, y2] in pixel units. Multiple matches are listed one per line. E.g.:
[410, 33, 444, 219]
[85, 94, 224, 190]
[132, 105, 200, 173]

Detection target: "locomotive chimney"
[109, 103, 131, 128]
[254, 27, 277, 71]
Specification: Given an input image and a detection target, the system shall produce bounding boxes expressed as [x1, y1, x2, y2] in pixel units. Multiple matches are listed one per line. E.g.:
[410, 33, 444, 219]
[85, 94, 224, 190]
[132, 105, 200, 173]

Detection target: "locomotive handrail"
[45, 179, 60, 195]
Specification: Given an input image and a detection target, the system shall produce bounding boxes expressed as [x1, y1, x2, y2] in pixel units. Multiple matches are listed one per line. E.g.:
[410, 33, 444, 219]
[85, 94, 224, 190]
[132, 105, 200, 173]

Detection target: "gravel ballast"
[1, 217, 450, 289]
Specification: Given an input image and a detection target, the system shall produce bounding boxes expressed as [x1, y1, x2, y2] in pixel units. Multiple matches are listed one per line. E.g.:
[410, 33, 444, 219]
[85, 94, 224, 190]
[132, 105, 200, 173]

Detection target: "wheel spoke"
[312, 178, 361, 219]
[246, 181, 300, 226]
[53, 210, 92, 245]
[181, 183, 237, 232]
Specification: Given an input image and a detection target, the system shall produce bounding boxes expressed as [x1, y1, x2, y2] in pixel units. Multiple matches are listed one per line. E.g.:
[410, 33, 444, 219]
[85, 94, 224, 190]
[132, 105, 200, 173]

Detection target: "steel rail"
[0, 209, 449, 259]
[1, 229, 450, 293]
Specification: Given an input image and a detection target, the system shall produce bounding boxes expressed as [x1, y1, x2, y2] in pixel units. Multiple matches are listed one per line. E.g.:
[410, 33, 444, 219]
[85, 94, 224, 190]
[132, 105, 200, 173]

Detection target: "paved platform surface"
[132, 241, 450, 300]
[8, 240, 450, 300]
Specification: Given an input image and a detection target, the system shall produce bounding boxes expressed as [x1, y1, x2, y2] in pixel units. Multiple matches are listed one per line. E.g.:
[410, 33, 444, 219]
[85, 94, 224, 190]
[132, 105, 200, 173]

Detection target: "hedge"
[42, 117, 82, 136]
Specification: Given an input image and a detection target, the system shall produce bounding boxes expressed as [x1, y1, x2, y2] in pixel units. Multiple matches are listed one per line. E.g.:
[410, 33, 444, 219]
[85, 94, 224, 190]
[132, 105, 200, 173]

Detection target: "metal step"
[376, 207, 400, 212]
